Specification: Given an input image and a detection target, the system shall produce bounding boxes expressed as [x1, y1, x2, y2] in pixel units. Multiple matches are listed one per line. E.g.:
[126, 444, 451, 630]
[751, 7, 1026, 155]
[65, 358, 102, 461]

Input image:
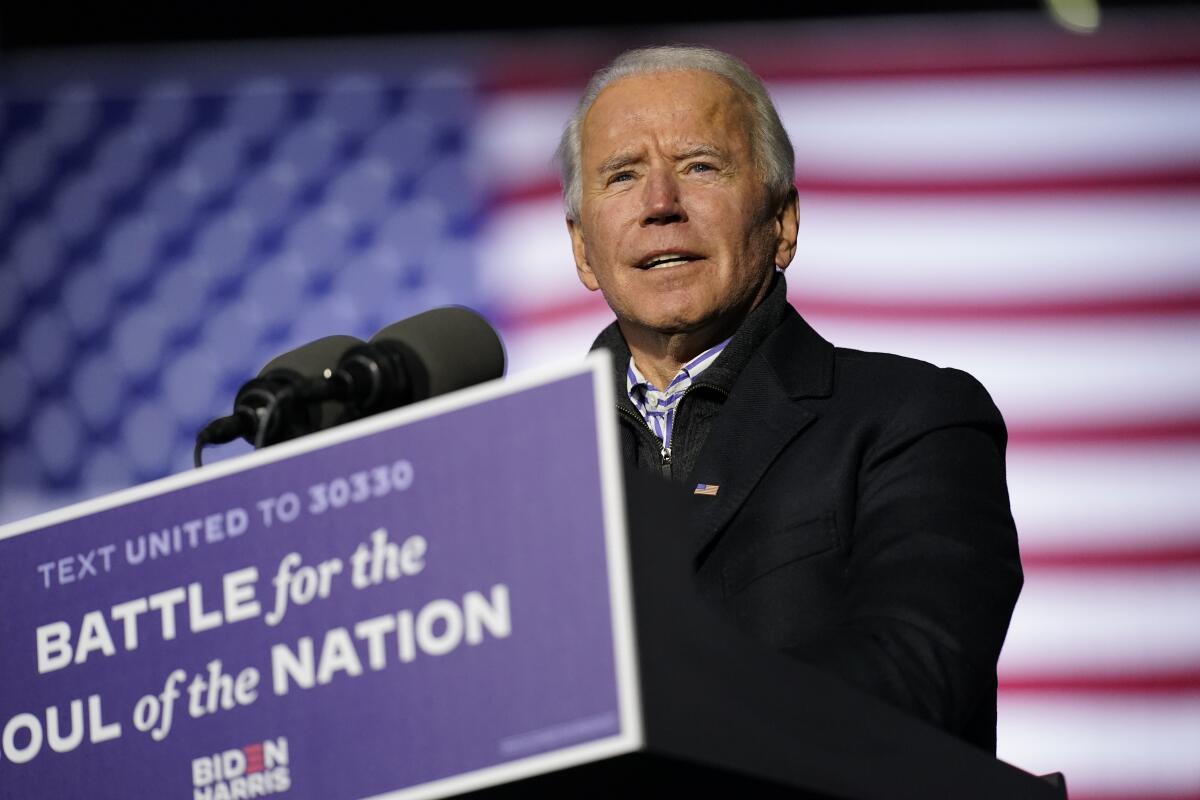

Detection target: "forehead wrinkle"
[597, 150, 644, 175]
[674, 143, 727, 161]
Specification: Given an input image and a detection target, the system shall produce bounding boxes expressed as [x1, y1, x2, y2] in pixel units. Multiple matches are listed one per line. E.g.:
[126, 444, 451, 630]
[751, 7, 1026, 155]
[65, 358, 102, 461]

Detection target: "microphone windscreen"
[259, 334, 365, 379]
[369, 307, 506, 400]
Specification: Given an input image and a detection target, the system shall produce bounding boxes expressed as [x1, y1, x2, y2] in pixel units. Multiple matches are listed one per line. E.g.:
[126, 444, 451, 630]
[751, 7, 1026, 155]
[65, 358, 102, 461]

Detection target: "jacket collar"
[759, 306, 835, 400]
[588, 272, 832, 403]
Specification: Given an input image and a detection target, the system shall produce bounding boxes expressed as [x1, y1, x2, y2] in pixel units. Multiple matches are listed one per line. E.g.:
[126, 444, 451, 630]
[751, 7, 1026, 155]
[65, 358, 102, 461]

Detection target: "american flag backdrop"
[480, 12, 1200, 797]
[2, 8, 1199, 798]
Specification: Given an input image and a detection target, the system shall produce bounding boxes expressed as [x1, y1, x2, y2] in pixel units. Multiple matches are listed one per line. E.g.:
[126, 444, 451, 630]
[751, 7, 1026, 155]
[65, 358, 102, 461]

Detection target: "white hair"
[556, 45, 795, 222]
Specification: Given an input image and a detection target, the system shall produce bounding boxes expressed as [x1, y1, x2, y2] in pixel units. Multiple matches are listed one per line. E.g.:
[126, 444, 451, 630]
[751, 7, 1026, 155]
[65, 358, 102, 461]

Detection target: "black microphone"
[307, 307, 506, 418]
[194, 334, 364, 466]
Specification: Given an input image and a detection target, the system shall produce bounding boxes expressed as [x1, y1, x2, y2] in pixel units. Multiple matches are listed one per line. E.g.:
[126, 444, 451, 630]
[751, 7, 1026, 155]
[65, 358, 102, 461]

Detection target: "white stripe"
[1007, 444, 1200, 548]
[805, 317, 1200, 426]
[501, 311, 615, 377]
[1000, 567, 1200, 674]
[790, 194, 1200, 300]
[777, 72, 1200, 179]
[475, 91, 579, 188]
[479, 199, 578, 313]
[997, 695, 1200, 795]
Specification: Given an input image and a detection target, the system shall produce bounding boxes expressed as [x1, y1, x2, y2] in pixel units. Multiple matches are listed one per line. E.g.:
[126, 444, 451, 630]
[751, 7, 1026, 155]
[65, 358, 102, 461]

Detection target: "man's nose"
[640, 168, 686, 226]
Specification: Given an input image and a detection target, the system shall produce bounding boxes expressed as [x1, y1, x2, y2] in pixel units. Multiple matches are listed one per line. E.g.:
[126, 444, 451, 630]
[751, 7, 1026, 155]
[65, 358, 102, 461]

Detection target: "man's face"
[568, 70, 797, 342]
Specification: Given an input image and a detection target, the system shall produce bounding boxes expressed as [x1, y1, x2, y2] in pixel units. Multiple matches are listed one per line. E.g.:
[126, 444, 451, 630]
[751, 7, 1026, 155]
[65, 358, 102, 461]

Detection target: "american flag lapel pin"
[694, 483, 720, 496]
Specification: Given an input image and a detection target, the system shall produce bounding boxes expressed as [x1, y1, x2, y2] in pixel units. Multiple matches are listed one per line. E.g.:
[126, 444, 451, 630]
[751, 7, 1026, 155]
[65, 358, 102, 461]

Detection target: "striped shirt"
[626, 338, 731, 460]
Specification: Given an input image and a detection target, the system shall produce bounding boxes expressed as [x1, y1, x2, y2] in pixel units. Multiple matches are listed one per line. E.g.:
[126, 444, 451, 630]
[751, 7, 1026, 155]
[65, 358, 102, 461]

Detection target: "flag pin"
[694, 483, 720, 496]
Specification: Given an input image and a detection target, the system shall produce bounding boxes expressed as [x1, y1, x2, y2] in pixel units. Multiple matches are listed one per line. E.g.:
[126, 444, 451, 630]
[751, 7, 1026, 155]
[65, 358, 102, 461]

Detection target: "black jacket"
[591, 276, 1023, 752]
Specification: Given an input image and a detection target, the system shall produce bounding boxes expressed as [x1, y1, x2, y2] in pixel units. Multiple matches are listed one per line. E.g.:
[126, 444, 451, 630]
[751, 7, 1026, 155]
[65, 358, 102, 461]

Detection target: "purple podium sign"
[0, 355, 641, 800]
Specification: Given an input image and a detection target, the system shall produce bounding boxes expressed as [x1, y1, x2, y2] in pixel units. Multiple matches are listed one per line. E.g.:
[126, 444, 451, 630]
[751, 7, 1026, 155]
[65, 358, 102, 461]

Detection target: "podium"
[0, 356, 1062, 799]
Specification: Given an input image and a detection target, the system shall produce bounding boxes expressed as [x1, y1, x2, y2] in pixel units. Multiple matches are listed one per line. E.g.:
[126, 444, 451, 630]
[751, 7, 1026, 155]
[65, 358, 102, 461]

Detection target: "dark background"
[3, 1, 1193, 51]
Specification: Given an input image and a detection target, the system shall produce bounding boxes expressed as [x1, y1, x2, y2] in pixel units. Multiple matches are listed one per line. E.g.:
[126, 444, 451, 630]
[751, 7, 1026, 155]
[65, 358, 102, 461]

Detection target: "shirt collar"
[626, 336, 732, 398]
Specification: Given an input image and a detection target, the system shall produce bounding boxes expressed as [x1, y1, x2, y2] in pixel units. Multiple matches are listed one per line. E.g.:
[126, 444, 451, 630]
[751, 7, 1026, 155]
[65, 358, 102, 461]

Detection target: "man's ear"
[772, 188, 800, 271]
[567, 217, 601, 291]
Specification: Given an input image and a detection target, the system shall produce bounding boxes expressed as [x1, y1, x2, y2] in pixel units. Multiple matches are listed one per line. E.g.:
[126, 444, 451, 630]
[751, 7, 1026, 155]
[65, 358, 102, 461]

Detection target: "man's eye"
[687, 162, 715, 174]
[609, 172, 634, 184]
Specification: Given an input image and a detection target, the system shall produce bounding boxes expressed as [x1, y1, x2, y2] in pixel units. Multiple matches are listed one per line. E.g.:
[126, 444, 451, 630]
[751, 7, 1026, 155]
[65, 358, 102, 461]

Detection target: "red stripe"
[789, 294, 1200, 322]
[491, 168, 1200, 207]
[1000, 669, 1200, 694]
[491, 181, 561, 208]
[1067, 795, 1200, 800]
[750, 57, 1200, 83]
[1008, 418, 1200, 446]
[491, 291, 1200, 333]
[480, 31, 1200, 91]
[492, 295, 612, 331]
[484, 59, 1200, 92]
[1022, 544, 1200, 570]
[793, 169, 1200, 196]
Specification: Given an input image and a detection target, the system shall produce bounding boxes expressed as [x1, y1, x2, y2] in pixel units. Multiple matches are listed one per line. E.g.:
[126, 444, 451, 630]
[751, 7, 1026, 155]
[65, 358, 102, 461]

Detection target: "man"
[558, 46, 1022, 752]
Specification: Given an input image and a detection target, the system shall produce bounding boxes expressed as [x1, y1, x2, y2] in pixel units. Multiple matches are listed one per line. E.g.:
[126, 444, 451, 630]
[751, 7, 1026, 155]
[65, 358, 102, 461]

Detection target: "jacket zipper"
[617, 381, 728, 480]
[617, 405, 672, 476]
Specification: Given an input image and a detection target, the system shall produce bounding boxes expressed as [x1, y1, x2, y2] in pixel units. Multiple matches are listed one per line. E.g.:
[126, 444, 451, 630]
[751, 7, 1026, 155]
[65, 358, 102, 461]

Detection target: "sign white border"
[0, 354, 644, 799]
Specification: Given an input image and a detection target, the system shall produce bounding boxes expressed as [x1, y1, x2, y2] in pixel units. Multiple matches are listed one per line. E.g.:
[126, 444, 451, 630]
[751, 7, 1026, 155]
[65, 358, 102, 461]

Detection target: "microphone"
[193, 335, 364, 466]
[307, 307, 506, 418]
[193, 307, 505, 467]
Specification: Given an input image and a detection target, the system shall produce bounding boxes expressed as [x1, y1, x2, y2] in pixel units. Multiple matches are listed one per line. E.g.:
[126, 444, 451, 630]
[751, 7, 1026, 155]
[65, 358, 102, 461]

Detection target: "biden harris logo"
[191, 736, 291, 799]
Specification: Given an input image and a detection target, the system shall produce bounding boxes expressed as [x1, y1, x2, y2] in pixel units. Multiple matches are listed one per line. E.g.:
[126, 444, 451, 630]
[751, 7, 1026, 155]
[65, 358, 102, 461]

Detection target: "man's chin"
[618, 310, 726, 342]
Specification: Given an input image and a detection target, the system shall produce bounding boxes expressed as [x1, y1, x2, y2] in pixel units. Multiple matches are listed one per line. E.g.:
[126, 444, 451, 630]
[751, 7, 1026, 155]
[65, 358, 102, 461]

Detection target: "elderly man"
[558, 46, 1022, 752]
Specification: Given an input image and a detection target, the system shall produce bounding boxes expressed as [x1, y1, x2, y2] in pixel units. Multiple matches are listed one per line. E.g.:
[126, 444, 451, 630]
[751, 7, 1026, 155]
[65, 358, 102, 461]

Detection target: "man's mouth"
[637, 253, 701, 270]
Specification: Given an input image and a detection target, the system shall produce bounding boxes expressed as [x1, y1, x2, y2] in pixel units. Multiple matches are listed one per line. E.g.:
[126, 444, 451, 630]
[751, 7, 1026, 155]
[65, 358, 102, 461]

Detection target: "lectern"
[0, 355, 1062, 799]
